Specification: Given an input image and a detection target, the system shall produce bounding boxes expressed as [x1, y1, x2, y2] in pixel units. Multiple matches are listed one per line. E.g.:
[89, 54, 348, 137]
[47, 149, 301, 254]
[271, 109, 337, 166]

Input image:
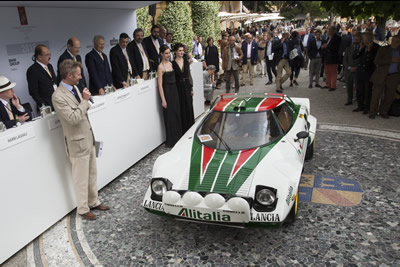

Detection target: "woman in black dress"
[204, 37, 220, 82]
[157, 44, 183, 147]
[288, 31, 304, 87]
[172, 43, 195, 134]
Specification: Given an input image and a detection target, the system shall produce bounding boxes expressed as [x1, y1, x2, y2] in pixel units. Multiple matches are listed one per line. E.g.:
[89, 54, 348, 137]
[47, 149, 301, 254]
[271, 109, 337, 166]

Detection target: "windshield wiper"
[209, 127, 232, 154]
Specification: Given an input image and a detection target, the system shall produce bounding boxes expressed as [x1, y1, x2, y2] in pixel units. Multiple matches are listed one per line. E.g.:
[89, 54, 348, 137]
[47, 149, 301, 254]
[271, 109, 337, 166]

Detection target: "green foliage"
[321, 1, 400, 21]
[192, 1, 220, 45]
[136, 6, 150, 38]
[278, 1, 327, 21]
[158, 1, 194, 52]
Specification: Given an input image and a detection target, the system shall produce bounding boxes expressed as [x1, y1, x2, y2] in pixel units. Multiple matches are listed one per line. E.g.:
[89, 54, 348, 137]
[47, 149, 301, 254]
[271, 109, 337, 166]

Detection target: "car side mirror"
[295, 131, 309, 142]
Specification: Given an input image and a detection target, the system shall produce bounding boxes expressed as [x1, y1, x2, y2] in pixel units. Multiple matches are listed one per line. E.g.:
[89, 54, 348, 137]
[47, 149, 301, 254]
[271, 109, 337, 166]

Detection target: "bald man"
[57, 37, 87, 90]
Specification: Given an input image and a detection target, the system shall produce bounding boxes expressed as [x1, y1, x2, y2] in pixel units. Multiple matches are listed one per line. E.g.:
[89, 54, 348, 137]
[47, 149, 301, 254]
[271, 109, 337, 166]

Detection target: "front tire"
[287, 188, 299, 223]
[305, 138, 315, 160]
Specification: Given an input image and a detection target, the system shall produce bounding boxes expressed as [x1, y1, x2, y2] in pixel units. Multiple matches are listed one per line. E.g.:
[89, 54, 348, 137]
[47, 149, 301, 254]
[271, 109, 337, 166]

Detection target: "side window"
[273, 103, 294, 133]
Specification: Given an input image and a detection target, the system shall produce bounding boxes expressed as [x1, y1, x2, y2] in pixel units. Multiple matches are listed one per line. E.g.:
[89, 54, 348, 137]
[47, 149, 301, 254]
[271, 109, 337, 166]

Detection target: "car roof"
[213, 93, 285, 112]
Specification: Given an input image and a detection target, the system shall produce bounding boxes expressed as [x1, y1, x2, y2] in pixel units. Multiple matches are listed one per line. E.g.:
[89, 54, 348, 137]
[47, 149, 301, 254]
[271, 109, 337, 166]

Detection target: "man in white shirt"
[165, 32, 174, 61]
[265, 32, 277, 85]
[241, 33, 258, 86]
[301, 27, 314, 70]
[0, 76, 31, 129]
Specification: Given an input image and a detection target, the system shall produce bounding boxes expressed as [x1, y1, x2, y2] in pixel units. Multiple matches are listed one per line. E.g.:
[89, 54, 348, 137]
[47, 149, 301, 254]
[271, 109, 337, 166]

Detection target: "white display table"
[0, 62, 204, 263]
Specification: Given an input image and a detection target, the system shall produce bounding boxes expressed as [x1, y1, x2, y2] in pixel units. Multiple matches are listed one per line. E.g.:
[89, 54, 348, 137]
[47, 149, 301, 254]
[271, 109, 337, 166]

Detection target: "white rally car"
[143, 93, 317, 227]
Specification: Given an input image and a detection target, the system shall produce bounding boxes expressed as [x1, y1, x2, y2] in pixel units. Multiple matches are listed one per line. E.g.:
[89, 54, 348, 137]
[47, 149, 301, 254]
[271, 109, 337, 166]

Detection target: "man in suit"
[127, 28, 151, 80]
[110, 33, 138, 89]
[57, 37, 87, 90]
[308, 29, 326, 88]
[143, 25, 163, 72]
[371, 20, 385, 42]
[301, 27, 314, 70]
[265, 31, 277, 85]
[222, 35, 243, 93]
[321, 26, 342, 91]
[52, 59, 110, 220]
[26, 44, 57, 110]
[165, 32, 174, 61]
[85, 35, 113, 95]
[0, 76, 32, 129]
[338, 26, 353, 80]
[241, 33, 258, 86]
[273, 32, 291, 93]
[343, 33, 361, 105]
[369, 35, 400, 119]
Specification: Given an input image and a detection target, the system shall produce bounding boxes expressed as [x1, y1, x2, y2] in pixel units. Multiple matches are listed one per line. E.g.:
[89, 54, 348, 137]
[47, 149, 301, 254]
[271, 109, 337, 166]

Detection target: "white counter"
[0, 62, 204, 264]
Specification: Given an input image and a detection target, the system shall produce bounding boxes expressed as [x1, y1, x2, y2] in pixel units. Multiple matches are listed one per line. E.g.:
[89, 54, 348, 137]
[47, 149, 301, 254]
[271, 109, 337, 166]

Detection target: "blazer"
[272, 40, 289, 65]
[127, 40, 151, 78]
[85, 49, 113, 95]
[301, 33, 314, 47]
[241, 40, 258, 65]
[322, 34, 342, 64]
[52, 83, 95, 158]
[370, 46, 400, 85]
[308, 38, 326, 59]
[26, 61, 57, 109]
[109, 44, 138, 89]
[0, 99, 32, 129]
[354, 43, 380, 80]
[143, 36, 163, 72]
[222, 44, 243, 71]
[343, 44, 361, 78]
[56, 50, 87, 89]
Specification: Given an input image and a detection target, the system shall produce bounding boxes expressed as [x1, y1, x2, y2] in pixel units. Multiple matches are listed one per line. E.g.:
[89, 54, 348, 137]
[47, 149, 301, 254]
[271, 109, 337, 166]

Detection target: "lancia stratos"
[142, 93, 317, 227]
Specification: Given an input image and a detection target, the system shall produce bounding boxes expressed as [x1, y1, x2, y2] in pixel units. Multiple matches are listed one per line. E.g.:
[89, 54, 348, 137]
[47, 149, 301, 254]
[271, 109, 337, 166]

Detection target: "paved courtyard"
[4, 68, 400, 266]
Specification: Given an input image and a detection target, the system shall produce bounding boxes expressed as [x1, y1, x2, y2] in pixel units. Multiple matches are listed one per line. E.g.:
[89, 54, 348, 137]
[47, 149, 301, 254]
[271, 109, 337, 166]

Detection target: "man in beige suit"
[52, 59, 109, 220]
[369, 35, 400, 119]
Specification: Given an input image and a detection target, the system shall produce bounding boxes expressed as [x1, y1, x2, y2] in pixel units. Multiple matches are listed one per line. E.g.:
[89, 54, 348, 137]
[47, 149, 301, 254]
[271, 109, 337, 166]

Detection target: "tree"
[278, 1, 328, 21]
[321, 1, 400, 25]
[158, 1, 194, 52]
[192, 1, 220, 44]
[136, 6, 151, 38]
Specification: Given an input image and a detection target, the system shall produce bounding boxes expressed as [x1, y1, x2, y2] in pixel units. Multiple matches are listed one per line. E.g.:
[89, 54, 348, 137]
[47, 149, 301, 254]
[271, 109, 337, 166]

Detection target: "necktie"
[6, 102, 14, 120]
[44, 66, 52, 78]
[123, 49, 133, 75]
[154, 38, 159, 54]
[71, 86, 81, 103]
[99, 52, 104, 61]
[138, 43, 149, 71]
[73, 56, 77, 62]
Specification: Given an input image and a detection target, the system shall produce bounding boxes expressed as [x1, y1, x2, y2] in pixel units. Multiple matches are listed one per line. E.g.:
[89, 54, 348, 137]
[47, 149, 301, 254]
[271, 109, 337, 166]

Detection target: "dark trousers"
[370, 73, 400, 115]
[266, 59, 277, 82]
[356, 79, 372, 111]
[345, 71, 356, 102]
[290, 66, 301, 81]
[225, 69, 240, 93]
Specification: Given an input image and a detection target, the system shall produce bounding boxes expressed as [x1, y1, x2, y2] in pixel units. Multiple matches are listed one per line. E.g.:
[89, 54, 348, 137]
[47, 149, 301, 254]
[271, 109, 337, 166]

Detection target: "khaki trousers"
[142, 71, 149, 80]
[276, 59, 291, 90]
[241, 59, 255, 85]
[370, 73, 400, 115]
[70, 147, 100, 214]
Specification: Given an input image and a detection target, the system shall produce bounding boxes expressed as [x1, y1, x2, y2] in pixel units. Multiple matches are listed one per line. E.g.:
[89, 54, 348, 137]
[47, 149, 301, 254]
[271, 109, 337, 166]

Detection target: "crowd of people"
[200, 19, 400, 120]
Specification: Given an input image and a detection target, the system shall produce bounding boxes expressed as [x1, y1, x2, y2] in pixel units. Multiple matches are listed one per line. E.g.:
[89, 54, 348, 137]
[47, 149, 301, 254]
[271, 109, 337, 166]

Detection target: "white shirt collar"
[67, 49, 75, 58]
[36, 60, 48, 69]
[94, 48, 103, 55]
[0, 97, 9, 106]
[119, 44, 127, 53]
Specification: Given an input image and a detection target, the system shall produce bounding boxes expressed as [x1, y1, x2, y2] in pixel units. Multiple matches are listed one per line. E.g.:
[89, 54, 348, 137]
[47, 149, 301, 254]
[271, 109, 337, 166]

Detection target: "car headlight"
[256, 189, 276, 205]
[151, 180, 167, 196]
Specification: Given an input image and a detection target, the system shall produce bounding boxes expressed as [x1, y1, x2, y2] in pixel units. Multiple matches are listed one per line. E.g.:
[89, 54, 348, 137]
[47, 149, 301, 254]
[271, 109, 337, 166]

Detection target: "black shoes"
[321, 85, 329, 89]
[315, 84, 321, 88]
[308, 84, 312, 88]
[276, 89, 283, 93]
[369, 114, 376, 119]
[353, 107, 363, 112]
[381, 114, 389, 119]
[293, 80, 299, 86]
[344, 101, 352, 106]
[329, 88, 336, 91]
[290, 82, 293, 87]
[265, 81, 273, 85]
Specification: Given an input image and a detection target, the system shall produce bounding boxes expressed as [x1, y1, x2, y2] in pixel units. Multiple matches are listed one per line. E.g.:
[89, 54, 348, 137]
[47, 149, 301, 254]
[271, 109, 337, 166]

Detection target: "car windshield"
[197, 110, 282, 151]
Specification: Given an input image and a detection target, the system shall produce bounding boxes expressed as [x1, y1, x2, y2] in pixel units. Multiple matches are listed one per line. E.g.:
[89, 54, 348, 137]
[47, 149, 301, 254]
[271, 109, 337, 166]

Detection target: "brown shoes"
[80, 212, 97, 220]
[91, 204, 110, 211]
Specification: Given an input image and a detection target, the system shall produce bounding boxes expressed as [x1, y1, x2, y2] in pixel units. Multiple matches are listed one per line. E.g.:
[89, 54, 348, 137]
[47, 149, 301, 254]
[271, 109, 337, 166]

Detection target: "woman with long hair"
[157, 44, 183, 147]
[288, 31, 304, 86]
[172, 43, 195, 134]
